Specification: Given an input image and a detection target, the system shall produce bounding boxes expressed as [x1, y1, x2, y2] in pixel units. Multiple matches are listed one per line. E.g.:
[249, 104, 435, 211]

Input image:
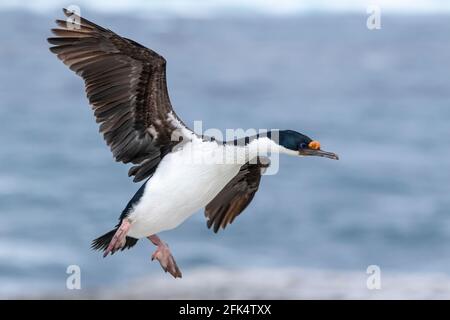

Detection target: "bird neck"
[246, 136, 283, 159]
[245, 129, 303, 159]
[217, 136, 280, 166]
[200, 132, 295, 165]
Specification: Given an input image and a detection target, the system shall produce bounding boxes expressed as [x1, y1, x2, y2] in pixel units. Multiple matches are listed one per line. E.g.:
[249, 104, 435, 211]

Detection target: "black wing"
[48, 9, 190, 182]
[205, 157, 270, 233]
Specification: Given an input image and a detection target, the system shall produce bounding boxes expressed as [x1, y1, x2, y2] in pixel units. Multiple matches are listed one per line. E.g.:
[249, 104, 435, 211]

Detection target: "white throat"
[243, 137, 298, 161]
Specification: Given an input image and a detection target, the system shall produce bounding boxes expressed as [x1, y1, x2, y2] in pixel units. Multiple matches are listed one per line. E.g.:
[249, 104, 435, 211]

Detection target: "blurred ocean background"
[1, 0, 450, 299]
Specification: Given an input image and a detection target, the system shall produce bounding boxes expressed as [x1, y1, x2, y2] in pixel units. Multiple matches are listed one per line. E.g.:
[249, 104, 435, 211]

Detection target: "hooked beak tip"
[299, 149, 339, 160]
[323, 152, 339, 160]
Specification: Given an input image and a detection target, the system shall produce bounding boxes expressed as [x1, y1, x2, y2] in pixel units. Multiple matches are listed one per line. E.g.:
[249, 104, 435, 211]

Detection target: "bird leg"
[103, 219, 131, 257]
[148, 234, 182, 278]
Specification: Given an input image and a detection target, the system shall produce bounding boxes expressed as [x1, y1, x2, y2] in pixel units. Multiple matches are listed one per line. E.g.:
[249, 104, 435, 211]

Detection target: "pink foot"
[148, 235, 182, 278]
[103, 219, 131, 257]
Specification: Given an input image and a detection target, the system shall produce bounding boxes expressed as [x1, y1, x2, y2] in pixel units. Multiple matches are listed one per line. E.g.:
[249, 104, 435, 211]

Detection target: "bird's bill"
[299, 148, 339, 160]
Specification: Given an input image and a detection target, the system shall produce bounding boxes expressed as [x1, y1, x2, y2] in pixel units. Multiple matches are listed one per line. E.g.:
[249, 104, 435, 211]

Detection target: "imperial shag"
[48, 9, 339, 278]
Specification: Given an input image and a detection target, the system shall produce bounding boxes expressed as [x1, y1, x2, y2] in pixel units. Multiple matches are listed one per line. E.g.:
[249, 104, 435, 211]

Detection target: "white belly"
[127, 141, 241, 238]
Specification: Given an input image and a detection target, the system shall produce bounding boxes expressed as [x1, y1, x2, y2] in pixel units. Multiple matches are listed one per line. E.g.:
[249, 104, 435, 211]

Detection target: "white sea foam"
[66, 267, 450, 299]
[2, 0, 450, 16]
[4, 267, 450, 299]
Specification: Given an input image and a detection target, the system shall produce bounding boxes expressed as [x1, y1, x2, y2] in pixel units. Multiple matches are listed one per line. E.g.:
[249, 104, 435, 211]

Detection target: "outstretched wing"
[205, 157, 270, 233]
[48, 9, 191, 182]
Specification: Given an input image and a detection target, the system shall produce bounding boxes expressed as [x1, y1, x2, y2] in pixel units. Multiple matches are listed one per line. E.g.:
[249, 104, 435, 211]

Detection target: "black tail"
[91, 228, 138, 253]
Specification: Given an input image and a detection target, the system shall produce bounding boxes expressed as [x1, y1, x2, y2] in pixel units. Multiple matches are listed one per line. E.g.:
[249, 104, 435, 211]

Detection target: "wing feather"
[48, 9, 191, 182]
[205, 157, 270, 233]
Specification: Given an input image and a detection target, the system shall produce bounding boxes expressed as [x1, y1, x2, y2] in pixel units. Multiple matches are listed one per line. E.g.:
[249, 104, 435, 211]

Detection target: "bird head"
[275, 130, 339, 160]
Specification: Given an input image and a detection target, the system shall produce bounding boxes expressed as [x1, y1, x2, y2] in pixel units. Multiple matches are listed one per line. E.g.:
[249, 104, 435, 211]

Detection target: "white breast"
[126, 138, 242, 238]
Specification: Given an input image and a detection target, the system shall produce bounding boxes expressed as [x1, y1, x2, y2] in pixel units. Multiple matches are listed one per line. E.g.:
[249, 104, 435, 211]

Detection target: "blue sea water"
[1, 8, 450, 297]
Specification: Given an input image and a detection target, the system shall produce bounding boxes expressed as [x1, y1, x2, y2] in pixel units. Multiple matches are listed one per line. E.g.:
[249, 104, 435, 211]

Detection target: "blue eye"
[299, 143, 307, 149]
